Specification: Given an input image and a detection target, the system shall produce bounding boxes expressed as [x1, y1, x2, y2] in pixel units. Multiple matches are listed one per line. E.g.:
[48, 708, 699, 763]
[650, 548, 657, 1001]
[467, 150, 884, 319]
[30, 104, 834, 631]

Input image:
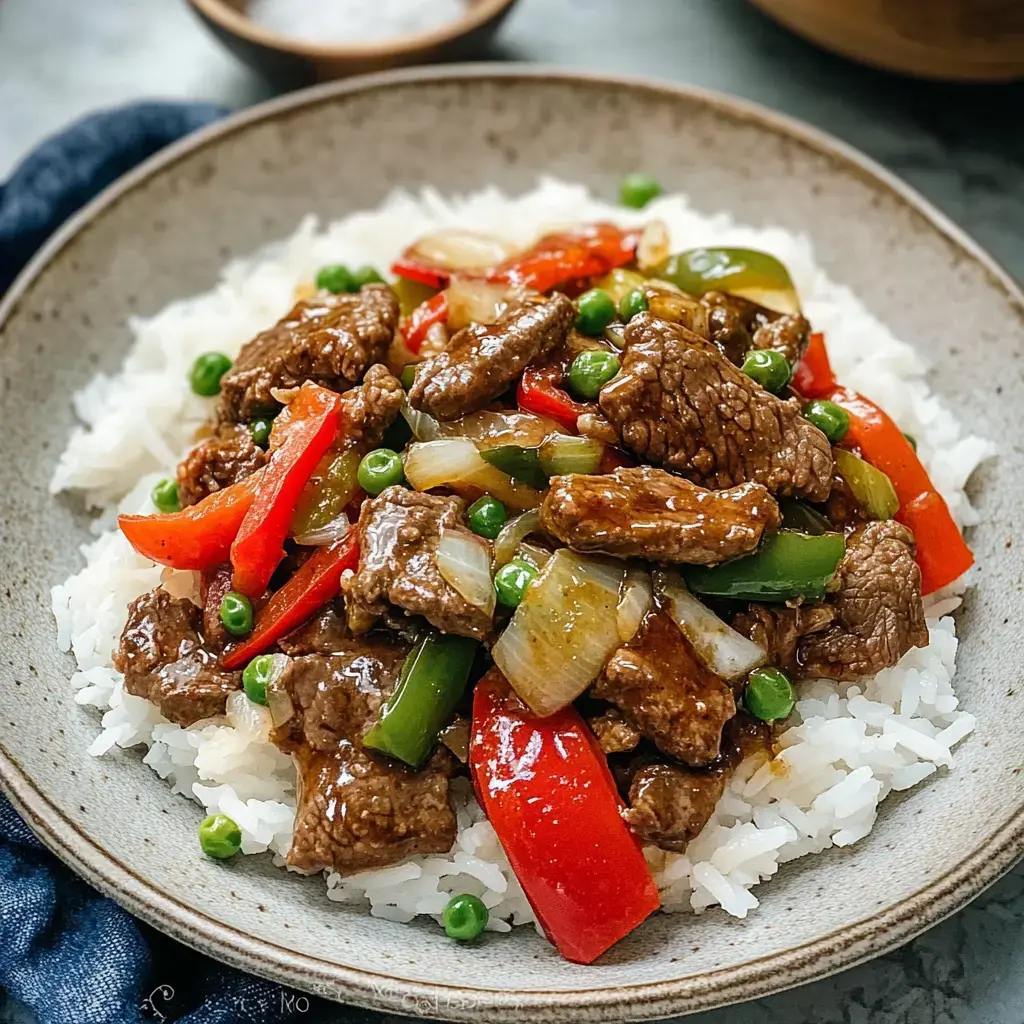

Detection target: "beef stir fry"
[115, 198, 972, 965]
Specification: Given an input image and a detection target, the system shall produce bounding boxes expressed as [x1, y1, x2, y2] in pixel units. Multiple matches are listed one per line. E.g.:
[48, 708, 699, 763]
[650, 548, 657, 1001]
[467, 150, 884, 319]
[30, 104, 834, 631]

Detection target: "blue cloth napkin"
[0, 103, 340, 1024]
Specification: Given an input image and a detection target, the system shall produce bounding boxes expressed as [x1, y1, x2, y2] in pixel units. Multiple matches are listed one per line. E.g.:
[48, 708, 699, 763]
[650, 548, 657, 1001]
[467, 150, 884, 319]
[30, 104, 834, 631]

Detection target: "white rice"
[49, 179, 994, 935]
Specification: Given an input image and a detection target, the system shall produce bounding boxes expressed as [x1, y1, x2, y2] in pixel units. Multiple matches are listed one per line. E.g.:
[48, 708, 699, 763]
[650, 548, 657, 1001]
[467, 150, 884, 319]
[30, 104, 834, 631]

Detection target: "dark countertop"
[1, 1, 1022, 1022]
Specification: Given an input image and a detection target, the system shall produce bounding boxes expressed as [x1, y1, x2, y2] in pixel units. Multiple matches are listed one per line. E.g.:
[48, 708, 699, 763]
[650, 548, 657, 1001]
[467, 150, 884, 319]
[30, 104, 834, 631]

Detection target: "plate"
[1, 67, 1022, 1022]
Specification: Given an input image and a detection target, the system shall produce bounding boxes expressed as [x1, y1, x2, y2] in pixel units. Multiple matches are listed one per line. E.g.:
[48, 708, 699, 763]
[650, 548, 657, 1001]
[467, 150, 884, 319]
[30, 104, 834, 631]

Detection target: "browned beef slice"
[540, 466, 781, 566]
[278, 604, 350, 655]
[598, 315, 832, 500]
[177, 425, 266, 508]
[623, 715, 771, 851]
[113, 588, 239, 726]
[588, 708, 641, 754]
[732, 603, 836, 676]
[752, 314, 810, 367]
[593, 609, 736, 766]
[344, 487, 493, 639]
[408, 293, 575, 421]
[700, 292, 809, 368]
[270, 644, 456, 874]
[797, 520, 929, 680]
[825, 470, 867, 533]
[201, 563, 236, 650]
[338, 363, 404, 451]
[217, 285, 399, 422]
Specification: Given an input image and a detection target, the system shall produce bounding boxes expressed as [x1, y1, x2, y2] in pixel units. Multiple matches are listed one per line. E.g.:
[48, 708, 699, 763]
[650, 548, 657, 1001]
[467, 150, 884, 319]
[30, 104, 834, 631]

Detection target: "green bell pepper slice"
[778, 498, 833, 536]
[833, 448, 899, 521]
[363, 632, 478, 768]
[684, 530, 846, 603]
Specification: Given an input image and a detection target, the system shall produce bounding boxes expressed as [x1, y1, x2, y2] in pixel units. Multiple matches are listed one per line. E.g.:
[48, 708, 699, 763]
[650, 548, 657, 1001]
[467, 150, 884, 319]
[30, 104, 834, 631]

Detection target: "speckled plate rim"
[2, 65, 1023, 1022]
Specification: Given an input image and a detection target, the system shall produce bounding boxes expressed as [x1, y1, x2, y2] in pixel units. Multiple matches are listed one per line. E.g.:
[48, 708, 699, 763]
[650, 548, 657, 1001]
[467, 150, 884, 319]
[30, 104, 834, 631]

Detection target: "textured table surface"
[1, 1, 1023, 1022]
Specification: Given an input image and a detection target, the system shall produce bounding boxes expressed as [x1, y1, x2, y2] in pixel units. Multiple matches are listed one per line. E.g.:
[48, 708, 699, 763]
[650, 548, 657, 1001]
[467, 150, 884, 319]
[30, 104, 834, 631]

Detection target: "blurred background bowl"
[186, 0, 519, 86]
[749, 0, 1024, 81]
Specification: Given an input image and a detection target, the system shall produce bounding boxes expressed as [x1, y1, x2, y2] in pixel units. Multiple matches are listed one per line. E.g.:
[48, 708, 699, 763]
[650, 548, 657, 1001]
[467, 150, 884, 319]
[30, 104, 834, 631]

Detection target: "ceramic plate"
[1, 67, 1022, 1022]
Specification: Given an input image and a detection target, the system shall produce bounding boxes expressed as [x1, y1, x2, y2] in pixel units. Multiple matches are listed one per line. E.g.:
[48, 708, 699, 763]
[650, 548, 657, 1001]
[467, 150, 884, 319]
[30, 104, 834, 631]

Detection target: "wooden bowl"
[749, 0, 1024, 81]
[186, 0, 519, 84]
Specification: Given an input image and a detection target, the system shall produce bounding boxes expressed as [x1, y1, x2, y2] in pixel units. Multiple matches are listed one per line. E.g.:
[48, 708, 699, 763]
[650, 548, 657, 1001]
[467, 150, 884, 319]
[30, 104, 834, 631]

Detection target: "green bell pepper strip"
[778, 498, 833, 536]
[363, 632, 478, 767]
[654, 247, 800, 315]
[479, 445, 549, 490]
[684, 530, 846, 603]
[833, 448, 899, 521]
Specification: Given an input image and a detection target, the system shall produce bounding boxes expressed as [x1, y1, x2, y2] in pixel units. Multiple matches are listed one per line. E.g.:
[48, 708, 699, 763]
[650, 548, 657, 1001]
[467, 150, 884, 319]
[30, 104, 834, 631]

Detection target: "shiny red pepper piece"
[231, 383, 342, 598]
[469, 672, 659, 964]
[516, 366, 591, 435]
[221, 534, 359, 670]
[118, 472, 262, 571]
[391, 254, 451, 290]
[829, 386, 973, 593]
[402, 291, 449, 354]
[791, 331, 837, 398]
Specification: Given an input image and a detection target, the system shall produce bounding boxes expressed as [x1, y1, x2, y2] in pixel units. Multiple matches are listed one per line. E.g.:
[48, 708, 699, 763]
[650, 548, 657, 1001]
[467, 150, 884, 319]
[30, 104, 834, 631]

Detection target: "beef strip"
[408, 293, 575, 421]
[732, 603, 837, 676]
[598, 315, 832, 500]
[593, 609, 736, 766]
[622, 715, 771, 851]
[278, 603, 350, 655]
[201, 563, 236, 650]
[270, 642, 456, 874]
[752, 313, 811, 367]
[700, 291, 810, 368]
[177, 424, 266, 508]
[825, 469, 867, 533]
[540, 466, 781, 566]
[113, 588, 239, 726]
[337, 363, 404, 452]
[588, 707, 642, 755]
[797, 520, 928, 680]
[217, 285, 399, 422]
[344, 487, 493, 639]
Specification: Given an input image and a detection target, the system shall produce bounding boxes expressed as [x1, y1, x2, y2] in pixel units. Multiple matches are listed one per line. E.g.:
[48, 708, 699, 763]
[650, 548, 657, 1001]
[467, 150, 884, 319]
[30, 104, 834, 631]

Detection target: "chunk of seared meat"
[797, 520, 929, 680]
[825, 470, 867, 533]
[270, 642, 456, 875]
[593, 609, 735, 766]
[598, 315, 832, 500]
[344, 487, 493, 639]
[337, 363, 404, 452]
[540, 466, 780, 566]
[588, 707, 642, 754]
[113, 588, 239, 726]
[177, 424, 266, 508]
[408, 293, 575, 421]
[278, 603, 350, 655]
[200, 563, 236, 650]
[217, 285, 399, 422]
[700, 291, 810, 368]
[622, 715, 771, 851]
[732, 603, 836, 676]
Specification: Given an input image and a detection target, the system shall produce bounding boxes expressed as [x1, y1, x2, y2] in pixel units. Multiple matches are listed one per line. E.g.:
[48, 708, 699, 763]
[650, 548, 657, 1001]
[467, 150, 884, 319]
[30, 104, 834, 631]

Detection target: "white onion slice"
[403, 438, 541, 511]
[657, 571, 767, 681]
[637, 219, 670, 271]
[446, 279, 509, 331]
[493, 508, 541, 566]
[616, 568, 653, 642]
[402, 404, 561, 449]
[409, 229, 516, 272]
[436, 529, 496, 617]
[263, 654, 295, 727]
[516, 540, 552, 571]
[293, 512, 350, 547]
[493, 550, 624, 716]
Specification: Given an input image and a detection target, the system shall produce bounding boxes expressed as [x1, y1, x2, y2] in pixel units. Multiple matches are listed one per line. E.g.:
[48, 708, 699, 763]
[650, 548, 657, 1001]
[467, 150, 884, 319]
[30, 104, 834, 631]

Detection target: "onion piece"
[408, 230, 516, 273]
[293, 512, 350, 547]
[403, 438, 541, 511]
[637, 219, 670, 271]
[516, 540, 552, 571]
[538, 434, 605, 476]
[616, 568, 653, 642]
[262, 654, 294, 727]
[436, 529, 496, 616]
[656, 571, 767, 681]
[493, 550, 624, 716]
[493, 508, 541, 566]
[645, 282, 710, 337]
[401, 403, 561, 449]
[446, 279, 509, 331]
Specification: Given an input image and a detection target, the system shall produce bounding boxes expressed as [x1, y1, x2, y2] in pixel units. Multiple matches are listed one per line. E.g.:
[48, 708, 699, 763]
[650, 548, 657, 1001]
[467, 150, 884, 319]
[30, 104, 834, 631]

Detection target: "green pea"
[903, 432, 918, 452]
[568, 349, 621, 401]
[494, 559, 537, 609]
[242, 654, 275, 705]
[151, 478, 181, 514]
[802, 399, 850, 443]
[250, 418, 273, 449]
[744, 666, 795, 723]
[189, 352, 233, 397]
[442, 892, 489, 941]
[399, 363, 419, 390]
[219, 591, 254, 637]
[349, 265, 385, 288]
[199, 813, 242, 860]
[619, 172, 662, 209]
[575, 288, 617, 337]
[467, 495, 507, 540]
[315, 264, 354, 294]
[618, 288, 648, 322]
[357, 448, 405, 496]
[741, 349, 791, 394]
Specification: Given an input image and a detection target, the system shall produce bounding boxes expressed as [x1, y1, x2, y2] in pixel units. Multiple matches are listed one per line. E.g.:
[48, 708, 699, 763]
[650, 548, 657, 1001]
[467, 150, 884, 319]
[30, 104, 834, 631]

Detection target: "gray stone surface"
[1, 2, 1022, 1022]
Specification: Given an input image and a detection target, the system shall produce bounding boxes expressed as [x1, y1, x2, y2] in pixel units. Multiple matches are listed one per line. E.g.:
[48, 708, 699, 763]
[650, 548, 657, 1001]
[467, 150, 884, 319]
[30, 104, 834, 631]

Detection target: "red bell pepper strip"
[516, 366, 591, 435]
[118, 472, 262, 571]
[791, 332, 836, 398]
[231, 383, 342, 598]
[221, 533, 359, 670]
[470, 672, 659, 964]
[391, 254, 451, 290]
[491, 223, 640, 294]
[402, 291, 448, 354]
[828, 386, 973, 593]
